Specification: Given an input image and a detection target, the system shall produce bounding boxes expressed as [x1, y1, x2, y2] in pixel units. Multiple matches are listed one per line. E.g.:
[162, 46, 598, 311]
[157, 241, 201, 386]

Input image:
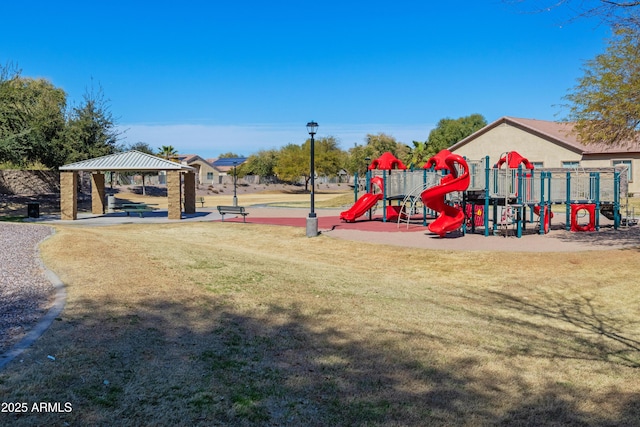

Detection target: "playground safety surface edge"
[29, 206, 640, 252]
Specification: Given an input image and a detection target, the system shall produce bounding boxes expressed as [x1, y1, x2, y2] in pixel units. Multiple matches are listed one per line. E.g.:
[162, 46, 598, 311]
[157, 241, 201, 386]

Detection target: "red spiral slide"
[420, 153, 470, 237]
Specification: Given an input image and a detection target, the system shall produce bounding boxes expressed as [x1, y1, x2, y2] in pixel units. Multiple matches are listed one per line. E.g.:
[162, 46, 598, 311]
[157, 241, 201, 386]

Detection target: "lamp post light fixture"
[232, 161, 238, 207]
[306, 120, 319, 237]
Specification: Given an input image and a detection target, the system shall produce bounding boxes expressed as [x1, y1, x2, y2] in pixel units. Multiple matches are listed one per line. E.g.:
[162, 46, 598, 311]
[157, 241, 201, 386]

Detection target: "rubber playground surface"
[223, 210, 430, 233]
[218, 207, 640, 253]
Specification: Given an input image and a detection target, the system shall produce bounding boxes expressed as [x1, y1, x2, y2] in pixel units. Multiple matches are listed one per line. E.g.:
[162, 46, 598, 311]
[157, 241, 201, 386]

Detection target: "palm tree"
[157, 145, 178, 160]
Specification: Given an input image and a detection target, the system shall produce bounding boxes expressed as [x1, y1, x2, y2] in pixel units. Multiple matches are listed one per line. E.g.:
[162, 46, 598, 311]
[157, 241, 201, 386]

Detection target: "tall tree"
[505, 0, 640, 29]
[218, 152, 243, 158]
[63, 83, 120, 163]
[344, 143, 375, 176]
[365, 133, 401, 157]
[272, 137, 345, 190]
[273, 143, 307, 187]
[407, 140, 430, 169]
[423, 114, 487, 159]
[241, 149, 279, 178]
[157, 145, 178, 160]
[0, 67, 67, 167]
[308, 136, 343, 178]
[564, 27, 640, 146]
[345, 133, 413, 174]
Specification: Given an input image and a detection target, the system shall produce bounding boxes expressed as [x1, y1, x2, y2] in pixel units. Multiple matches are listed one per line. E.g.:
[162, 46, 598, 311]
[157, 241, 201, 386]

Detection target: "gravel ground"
[0, 223, 55, 354]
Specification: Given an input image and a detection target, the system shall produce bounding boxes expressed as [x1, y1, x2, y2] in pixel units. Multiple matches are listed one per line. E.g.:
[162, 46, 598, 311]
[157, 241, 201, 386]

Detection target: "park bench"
[121, 203, 156, 218]
[196, 196, 206, 207]
[217, 205, 249, 222]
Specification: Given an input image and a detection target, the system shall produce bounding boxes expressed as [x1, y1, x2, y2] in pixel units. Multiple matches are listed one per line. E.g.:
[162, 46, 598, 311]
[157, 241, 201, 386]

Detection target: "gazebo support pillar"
[183, 171, 196, 214]
[91, 172, 106, 214]
[167, 170, 182, 220]
[60, 171, 78, 220]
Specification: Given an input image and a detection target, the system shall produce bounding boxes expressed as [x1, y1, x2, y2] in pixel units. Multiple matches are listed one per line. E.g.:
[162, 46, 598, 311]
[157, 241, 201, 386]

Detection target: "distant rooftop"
[211, 157, 248, 167]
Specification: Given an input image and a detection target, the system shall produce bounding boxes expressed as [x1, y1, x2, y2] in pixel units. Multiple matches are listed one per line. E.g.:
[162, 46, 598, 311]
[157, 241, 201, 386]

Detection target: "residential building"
[179, 154, 219, 185]
[449, 117, 640, 195]
[209, 157, 248, 184]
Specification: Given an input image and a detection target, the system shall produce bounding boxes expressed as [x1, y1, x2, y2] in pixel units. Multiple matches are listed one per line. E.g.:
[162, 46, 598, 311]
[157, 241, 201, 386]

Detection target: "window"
[206, 172, 214, 181]
[612, 160, 633, 182]
[531, 162, 544, 169]
[562, 161, 580, 168]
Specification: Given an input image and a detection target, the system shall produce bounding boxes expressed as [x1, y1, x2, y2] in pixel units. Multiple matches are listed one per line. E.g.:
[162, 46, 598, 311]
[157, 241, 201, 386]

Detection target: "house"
[208, 157, 248, 184]
[178, 154, 220, 185]
[449, 116, 640, 195]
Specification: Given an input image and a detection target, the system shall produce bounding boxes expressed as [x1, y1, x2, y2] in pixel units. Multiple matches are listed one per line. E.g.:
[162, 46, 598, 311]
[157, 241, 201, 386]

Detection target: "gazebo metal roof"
[59, 150, 195, 171]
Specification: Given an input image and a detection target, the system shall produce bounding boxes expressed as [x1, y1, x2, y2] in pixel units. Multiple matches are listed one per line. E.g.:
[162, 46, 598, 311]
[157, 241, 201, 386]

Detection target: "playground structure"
[342, 150, 636, 238]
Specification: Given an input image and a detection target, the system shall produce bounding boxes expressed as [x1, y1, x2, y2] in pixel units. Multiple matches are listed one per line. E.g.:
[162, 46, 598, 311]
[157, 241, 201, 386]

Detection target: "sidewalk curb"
[0, 229, 67, 370]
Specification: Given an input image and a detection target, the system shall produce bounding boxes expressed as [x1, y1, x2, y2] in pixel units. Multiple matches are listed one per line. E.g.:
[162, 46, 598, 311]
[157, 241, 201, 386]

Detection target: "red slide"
[340, 193, 383, 222]
[420, 153, 470, 237]
[533, 205, 553, 219]
[533, 205, 553, 234]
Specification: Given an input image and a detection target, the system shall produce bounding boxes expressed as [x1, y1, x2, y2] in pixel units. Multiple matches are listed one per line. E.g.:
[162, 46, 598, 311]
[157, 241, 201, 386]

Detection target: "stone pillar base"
[60, 171, 78, 220]
[91, 173, 106, 214]
[167, 170, 182, 220]
[306, 216, 318, 237]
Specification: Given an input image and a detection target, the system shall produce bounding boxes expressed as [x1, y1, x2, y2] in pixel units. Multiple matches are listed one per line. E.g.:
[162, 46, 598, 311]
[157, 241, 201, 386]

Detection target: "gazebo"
[58, 150, 196, 220]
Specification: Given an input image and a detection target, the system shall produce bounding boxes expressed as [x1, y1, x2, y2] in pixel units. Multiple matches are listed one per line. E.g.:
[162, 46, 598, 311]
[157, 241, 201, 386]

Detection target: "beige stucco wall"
[451, 122, 582, 167]
[583, 153, 640, 195]
[451, 122, 640, 195]
[187, 160, 218, 184]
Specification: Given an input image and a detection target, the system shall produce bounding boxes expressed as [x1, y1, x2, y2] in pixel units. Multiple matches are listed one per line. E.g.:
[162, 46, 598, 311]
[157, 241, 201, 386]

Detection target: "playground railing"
[369, 169, 442, 198]
[466, 158, 487, 191]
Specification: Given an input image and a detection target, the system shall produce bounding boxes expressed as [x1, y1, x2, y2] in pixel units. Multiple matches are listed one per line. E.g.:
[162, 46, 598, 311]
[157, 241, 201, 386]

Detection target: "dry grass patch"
[1, 223, 639, 425]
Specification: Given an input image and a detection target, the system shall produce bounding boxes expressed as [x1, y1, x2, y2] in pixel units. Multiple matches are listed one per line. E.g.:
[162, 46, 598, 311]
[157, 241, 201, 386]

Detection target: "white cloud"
[118, 123, 433, 158]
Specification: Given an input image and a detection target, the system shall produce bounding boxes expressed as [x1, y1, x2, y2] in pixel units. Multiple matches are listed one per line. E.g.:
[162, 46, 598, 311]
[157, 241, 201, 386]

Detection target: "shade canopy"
[369, 152, 407, 170]
[494, 151, 535, 170]
[424, 149, 452, 170]
[59, 150, 195, 172]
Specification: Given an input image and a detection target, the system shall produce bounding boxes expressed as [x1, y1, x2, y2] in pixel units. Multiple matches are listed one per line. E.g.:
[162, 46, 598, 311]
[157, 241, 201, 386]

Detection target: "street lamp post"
[364, 157, 371, 186]
[232, 161, 238, 207]
[364, 157, 372, 219]
[306, 121, 319, 237]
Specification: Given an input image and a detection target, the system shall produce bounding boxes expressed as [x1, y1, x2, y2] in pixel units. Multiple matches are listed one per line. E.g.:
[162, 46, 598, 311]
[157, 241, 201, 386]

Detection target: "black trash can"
[27, 202, 40, 218]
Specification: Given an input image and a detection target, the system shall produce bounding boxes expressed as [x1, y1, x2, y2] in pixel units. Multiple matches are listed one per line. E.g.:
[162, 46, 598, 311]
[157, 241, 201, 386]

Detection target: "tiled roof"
[180, 154, 213, 166]
[450, 116, 640, 154]
[59, 150, 195, 171]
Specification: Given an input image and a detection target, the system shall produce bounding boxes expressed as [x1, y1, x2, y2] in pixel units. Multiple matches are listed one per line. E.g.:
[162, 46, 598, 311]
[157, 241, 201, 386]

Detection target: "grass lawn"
[0, 217, 639, 426]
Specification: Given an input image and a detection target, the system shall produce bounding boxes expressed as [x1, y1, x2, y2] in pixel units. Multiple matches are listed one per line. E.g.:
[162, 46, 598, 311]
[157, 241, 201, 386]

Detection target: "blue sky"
[3, 1, 611, 158]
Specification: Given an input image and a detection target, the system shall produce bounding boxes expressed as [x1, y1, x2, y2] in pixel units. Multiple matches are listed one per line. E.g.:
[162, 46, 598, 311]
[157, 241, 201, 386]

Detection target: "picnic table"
[120, 203, 157, 217]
